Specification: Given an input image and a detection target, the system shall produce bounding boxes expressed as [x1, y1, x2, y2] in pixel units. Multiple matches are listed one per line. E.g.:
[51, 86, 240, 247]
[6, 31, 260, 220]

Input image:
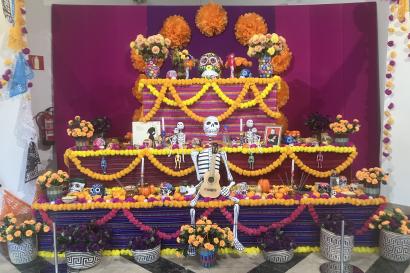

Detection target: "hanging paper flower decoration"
[278, 79, 289, 108]
[272, 47, 293, 74]
[160, 15, 191, 49]
[195, 2, 228, 37]
[235, 13, 268, 46]
[130, 49, 146, 72]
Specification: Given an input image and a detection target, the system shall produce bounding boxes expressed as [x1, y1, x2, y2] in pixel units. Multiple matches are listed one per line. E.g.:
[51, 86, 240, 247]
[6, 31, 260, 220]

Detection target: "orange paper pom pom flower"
[160, 15, 191, 49]
[195, 2, 228, 37]
[235, 13, 268, 46]
[130, 49, 146, 73]
[272, 47, 293, 74]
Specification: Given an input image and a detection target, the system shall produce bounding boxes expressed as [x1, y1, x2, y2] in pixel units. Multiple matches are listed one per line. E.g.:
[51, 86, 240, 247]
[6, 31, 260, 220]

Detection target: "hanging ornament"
[248, 153, 255, 170]
[316, 152, 323, 169]
[101, 157, 107, 174]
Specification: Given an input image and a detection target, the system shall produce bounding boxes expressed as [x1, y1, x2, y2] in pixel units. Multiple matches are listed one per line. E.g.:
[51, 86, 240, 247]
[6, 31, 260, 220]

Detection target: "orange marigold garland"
[234, 13, 268, 46]
[271, 47, 293, 74]
[160, 15, 191, 49]
[195, 2, 228, 37]
[277, 79, 289, 108]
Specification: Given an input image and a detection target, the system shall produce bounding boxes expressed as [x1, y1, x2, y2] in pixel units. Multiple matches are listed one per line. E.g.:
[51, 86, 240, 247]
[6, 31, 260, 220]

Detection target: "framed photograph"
[132, 121, 161, 146]
[264, 126, 282, 146]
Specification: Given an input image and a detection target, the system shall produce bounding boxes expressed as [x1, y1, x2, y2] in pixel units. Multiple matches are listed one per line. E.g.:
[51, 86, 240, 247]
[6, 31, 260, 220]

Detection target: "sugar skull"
[90, 183, 105, 196]
[198, 52, 223, 79]
[239, 69, 252, 78]
[166, 70, 177, 79]
[69, 178, 85, 193]
[160, 182, 174, 196]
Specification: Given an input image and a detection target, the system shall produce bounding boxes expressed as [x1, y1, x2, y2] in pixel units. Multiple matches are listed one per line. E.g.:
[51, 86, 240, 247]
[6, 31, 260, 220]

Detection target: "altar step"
[1, 252, 409, 273]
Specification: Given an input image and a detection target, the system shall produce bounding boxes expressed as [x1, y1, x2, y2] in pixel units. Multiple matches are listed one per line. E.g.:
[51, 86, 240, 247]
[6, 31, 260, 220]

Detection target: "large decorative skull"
[69, 179, 85, 193]
[246, 119, 254, 129]
[177, 122, 184, 131]
[198, 52, 223, 78]
[203, 116, 220, 138]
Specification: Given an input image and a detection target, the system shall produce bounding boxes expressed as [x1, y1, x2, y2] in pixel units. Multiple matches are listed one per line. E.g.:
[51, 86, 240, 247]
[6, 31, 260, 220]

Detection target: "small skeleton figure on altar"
[175, 153, 182, 169]
[101, 157, 107, 174]
[245, 119, 255, 144]
[226, 53, 235, 78]
[248, 153, 255, 170]
[176, 122, 186, 162]
[317, 152, 324, 168]
[189, 116, 244, 255]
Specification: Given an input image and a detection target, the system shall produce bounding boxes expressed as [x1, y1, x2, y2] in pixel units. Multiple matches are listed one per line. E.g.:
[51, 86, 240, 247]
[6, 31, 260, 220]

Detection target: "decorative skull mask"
[69, 179, 85, 193]
[176, 122, 184, 131]
[90, 183, 105, 196]
[246, 119, 254, 129]
[198, 52, 223, 78]
[203, 116, 220, 138]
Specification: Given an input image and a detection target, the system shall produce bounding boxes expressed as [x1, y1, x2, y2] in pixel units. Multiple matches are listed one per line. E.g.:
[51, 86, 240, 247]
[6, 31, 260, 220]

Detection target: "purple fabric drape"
[53, 3, 379, 170]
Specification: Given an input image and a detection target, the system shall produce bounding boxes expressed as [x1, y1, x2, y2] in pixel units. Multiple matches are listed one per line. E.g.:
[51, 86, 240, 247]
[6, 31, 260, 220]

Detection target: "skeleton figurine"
[248, 153, 255, 169]
[189, 116, 244, 255]
[176, 122, 186, 162]
[245, 120, 261, 148]
[175, 153, 182, 169]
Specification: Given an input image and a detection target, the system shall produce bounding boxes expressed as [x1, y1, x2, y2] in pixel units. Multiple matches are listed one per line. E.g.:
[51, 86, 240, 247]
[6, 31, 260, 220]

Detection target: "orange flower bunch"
[37, 170, 69, 189]
[177, 217, 233, 253]
[235, 12, 268, 46]
[67, 115, 94, 139]
[356, 167, 389, 185]
[130, 49, 146, 72]
[160, 15, 191, 49]
[195, 2, 228, 37]
[329, 114, 360, 135]
[0, 213, 50, 243]
[130, 34, 170, 62]
[271, 47, 293, 74]
[285, 130, 301, 138]
[224, 57, 253, 68]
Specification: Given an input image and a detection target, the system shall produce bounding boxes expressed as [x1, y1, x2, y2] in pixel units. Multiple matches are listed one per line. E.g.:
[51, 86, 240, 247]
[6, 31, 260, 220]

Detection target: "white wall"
[17, 0, 409, 205]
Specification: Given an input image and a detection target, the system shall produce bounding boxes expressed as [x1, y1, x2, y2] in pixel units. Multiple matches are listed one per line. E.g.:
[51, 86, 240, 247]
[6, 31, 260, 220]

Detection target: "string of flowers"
[220, 205, 307, 236]
[250, 84, 282, 119]
[64, 146, 358, 180]
[227, 152, 288, 176]
[95, 209, 119, 226]
[139, 83, 167, 122]
[288, 149, 358, 178]
[382, 0, 410, 159]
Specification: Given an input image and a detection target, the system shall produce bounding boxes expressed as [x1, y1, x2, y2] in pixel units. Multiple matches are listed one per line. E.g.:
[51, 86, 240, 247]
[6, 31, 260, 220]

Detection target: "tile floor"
[1, 252, 410, 273]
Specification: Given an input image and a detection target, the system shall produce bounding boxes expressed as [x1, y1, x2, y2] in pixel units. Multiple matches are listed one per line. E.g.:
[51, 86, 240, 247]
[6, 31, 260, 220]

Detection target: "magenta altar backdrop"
[53, 3, 380, 171]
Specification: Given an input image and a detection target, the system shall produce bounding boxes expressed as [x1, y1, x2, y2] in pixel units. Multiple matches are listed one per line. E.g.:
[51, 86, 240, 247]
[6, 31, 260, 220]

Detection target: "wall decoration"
[234, 12, 268, 46]
[132, 121, 161, 146]
[160, 15, 191, 49]
[195, 2, 228, 37]
[264, 126, 282, 146]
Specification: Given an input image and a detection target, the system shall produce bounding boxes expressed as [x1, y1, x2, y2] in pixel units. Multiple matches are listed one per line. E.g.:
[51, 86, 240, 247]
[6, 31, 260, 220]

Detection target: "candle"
[240, 118, 243, 132]
[141, 157, 145, 176]
[291, 159, 295, 174]
[161, 117, 165, 131]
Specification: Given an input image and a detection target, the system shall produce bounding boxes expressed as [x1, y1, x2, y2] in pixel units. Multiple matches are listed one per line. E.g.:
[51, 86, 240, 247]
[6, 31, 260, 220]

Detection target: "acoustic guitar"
[199, 143, 222, 198]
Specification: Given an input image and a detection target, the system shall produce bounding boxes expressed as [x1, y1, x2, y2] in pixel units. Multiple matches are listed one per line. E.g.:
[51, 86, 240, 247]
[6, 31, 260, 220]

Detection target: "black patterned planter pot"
[132, 244, 160, 264]
[263, 249, 294, 263]
[7, 237, 38, 264]
[320, 228, 354, 262]
[380, 229, 410, 262]
[66, 251, 101, 270]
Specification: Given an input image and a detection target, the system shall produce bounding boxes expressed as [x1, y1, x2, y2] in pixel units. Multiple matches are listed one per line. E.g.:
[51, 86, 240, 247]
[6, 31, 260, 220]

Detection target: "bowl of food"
[62, 195, 78, 204]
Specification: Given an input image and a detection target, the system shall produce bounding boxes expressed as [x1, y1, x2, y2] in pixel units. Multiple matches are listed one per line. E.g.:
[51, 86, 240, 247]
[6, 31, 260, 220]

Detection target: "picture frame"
[264, 126, 282, 146]
[132, 121, 161, 146]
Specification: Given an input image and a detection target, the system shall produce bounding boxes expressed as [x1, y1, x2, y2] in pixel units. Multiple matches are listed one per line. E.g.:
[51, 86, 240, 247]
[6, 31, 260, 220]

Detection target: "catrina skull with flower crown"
[198, 52, 223, 79]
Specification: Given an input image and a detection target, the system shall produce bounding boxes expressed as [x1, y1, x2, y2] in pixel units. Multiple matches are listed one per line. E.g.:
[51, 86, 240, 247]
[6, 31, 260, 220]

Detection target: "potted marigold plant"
[370, 208, 410, 262]
[37, 170, 69, 202]
[259, 229, 295, 263]
[247, 33, 287, 78]
[329, 114, 360, 146]
[177, 217, 234, 268]
[355, 167, 388, 197]
[129, 230, 161, 264]
[0, 213, 50, 264]
[130, 34, 170, 78]
[67, 115, 94, 149]
[320, 214, 354, 262]
[58, 223, 111, 270]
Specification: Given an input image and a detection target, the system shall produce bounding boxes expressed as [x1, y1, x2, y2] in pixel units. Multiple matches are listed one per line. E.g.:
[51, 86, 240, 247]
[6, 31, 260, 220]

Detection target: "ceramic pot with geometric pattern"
[7, 237, 38, 264]
[320, 228, 354, 262]
[131, 244, 160, 264]
[263, 249, 294, 263]
[66, 251, 102, 270]
[380, 229, 410, 262]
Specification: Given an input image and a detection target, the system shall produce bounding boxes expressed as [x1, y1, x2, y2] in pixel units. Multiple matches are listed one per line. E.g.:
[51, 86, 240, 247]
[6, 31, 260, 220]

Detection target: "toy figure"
[175, 153, 182, 169]
[226, 53, 235, 78]
[90, 183, 105, 196]
[176, 122, 186, 162]
[248, 153, 255, 169]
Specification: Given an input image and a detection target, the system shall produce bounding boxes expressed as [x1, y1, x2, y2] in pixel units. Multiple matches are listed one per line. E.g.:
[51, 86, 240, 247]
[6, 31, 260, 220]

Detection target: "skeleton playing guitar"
[199, 143, 222, 198]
